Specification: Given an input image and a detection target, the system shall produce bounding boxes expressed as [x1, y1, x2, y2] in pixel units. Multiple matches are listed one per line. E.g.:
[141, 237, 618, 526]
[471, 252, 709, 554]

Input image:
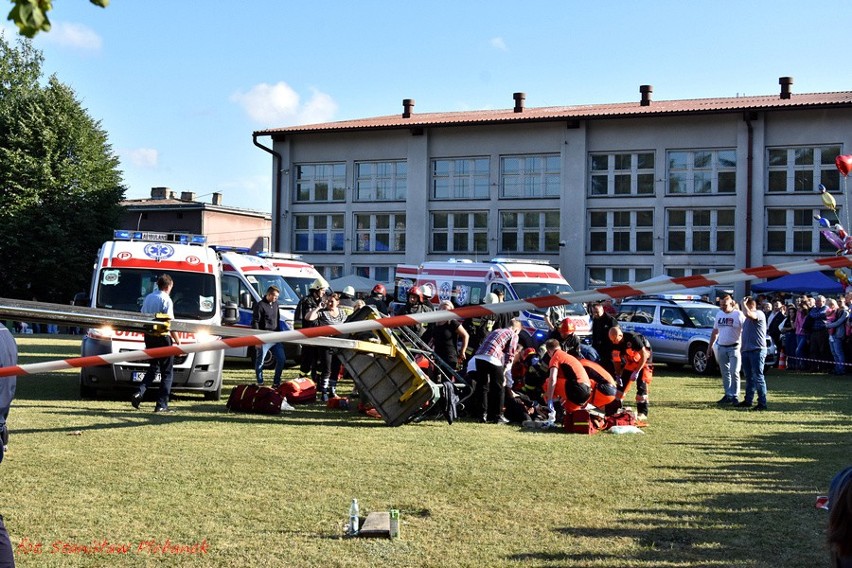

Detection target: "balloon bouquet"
[817, 155, 852, 289]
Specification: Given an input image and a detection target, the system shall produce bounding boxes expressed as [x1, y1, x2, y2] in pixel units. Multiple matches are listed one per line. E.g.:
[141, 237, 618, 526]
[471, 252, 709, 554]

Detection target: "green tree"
[8, 0, 109, 38]
[0, 35, 125, 303]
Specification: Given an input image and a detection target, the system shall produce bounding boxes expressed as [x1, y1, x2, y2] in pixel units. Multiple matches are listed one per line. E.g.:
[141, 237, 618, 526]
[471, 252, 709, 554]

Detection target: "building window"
[766, 208, 835, 253]
[588, 210, 654, 253]
[589, 152, 655, 196]
[354, 213, 406, 252]
[500, 210, 560, 253]
[588, 266, 653, 288]
[431, 212, 489, 254]
[500, 154, 560, 198]
[315, 265, 343, 280]
[667, 149, 737, 194]
[354, 266, 392, 283]
[432, 158, 490, 200]
[767, 145, 840, 193]
[355, 161, 407, 201]
[667, 209, 735, 253]
[293, 214, 345, 253]
[294, 163, 346, 202]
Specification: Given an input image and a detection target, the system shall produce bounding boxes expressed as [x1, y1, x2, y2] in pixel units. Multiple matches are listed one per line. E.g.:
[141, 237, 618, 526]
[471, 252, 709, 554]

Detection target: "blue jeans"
[714, 344, 741, 399]
[256, 342, 285, 386]
[138, 334, 174, 410]
[783, 333, 798, 370]
[795, 334, 809, 371]
[741, 348, 767, 406]
[829, 334, 846, 374]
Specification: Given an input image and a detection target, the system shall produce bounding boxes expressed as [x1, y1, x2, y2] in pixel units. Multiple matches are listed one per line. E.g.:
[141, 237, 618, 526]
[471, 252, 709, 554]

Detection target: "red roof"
[254, 90, 852, 136]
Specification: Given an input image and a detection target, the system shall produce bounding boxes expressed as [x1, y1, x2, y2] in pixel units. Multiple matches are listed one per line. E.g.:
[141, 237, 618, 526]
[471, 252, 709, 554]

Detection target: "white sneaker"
[636, 413, 648, 422]
[280, 400, 295, 411]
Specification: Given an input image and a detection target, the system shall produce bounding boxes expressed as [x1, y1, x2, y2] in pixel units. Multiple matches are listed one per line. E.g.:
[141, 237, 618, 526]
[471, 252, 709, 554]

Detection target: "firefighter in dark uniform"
[607, 326, 652, 422]
[293, 277, 329, 379]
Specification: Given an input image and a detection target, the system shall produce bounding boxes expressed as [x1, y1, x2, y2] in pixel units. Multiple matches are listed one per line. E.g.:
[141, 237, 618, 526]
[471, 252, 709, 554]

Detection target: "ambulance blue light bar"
[210, 245, 252, 254]
[257, 251, 303, 260]
[113, 230, 207, 245]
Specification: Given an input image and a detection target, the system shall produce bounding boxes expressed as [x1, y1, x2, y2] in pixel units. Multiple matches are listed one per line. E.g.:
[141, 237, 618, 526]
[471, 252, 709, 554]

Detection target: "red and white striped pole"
[1, 255, 850, 378]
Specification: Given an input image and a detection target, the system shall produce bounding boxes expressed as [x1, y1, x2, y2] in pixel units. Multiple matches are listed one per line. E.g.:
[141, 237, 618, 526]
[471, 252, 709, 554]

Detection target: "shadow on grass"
[507, 376, 852, 568]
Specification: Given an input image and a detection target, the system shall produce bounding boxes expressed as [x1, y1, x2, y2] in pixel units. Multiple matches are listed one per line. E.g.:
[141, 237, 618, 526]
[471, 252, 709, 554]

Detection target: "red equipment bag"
[563, 409, 605, 435]
[277, 378, 317, 404]
[226, 384, 283, 414]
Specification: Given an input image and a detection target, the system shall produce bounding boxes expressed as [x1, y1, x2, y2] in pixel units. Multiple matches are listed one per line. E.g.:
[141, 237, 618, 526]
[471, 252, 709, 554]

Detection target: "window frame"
[500, 154, 561, 199]
[292, 213, 345, 253]
[430, 211, 490, 254]
[666, 148, 737, 195]
[355, 160, 407, 202]
[354, 212, 406, 253]
[589, 151, 656, 197]
[294, 162, 347, 203]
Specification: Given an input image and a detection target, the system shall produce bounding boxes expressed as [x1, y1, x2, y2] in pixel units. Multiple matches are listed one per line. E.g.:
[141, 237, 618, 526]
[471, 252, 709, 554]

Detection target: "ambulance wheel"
[79, 375, 97, 399]
[690, 343, 713, 375]
[204, 386, 222, 401]
[249, 347, 276, 370]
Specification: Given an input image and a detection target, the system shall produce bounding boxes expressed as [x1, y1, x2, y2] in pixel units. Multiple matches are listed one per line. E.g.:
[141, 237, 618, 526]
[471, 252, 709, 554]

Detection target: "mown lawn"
[2, 334, 850, 567]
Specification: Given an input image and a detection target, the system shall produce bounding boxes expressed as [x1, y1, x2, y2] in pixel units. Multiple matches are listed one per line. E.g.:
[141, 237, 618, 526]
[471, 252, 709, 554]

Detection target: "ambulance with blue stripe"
[79, 230, 227, 399]
[215, 247, 301, 366]
[394, 258, 590, 347]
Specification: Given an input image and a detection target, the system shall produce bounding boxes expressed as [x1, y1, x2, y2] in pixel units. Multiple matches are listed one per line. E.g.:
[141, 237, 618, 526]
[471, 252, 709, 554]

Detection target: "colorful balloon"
[835, 269, 848, 286]
[837, 224, 848, 240]
[821, 229, 844, 250]
[815, 215, 832, 228]
[836, 155, 852, 177]
[820, 185, 838, 212]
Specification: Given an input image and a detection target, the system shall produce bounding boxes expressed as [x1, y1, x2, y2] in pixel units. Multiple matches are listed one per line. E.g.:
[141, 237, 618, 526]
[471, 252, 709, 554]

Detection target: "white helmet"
[342, 286, 355, 297]
[310, 277, 329, 291]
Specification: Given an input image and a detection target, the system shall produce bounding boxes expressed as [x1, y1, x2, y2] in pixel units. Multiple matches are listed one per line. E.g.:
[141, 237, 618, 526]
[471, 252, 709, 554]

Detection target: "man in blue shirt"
[132, 274, 180, 413]
[738, 297, 768, 411]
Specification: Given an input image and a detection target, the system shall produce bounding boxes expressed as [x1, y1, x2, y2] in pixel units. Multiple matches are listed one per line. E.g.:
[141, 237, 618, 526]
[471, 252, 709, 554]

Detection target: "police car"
[616, 295, 777, 374]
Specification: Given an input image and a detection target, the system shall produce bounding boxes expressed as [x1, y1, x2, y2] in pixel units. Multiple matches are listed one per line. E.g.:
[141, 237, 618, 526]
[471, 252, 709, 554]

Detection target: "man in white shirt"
[707, 294, 745, 405]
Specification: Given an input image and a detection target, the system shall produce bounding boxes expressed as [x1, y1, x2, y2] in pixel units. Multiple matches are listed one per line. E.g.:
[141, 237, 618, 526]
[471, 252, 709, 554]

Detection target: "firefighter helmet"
[560, 319, 576, 336]
[309, 277, 329, 291]
[372, 283, 386, 296]
[408, 286, 424, 303]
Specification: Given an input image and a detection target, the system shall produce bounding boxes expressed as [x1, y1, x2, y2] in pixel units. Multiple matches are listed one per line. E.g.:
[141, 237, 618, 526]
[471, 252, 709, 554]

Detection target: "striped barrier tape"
[2, 254, 851, 378]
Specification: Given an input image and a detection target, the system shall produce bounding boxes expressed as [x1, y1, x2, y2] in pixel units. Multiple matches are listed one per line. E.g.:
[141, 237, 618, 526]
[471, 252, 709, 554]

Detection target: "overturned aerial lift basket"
[336, 307, 442, 426]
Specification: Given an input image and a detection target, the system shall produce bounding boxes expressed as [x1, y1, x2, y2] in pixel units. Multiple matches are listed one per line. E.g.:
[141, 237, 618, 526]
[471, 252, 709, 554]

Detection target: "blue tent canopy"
[751, 271, 843, 295]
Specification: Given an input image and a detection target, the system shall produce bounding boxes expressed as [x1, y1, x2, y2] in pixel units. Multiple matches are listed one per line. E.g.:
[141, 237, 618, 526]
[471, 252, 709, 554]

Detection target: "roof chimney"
[640, 85, 653, 106]
[212, 192, 223, 205]
[402, 98, 415, 118]
[180, 191, 196, 202]
[779, 76, 793, 99]
[151, 187, 168, 200]
[513, 92, 526, 113]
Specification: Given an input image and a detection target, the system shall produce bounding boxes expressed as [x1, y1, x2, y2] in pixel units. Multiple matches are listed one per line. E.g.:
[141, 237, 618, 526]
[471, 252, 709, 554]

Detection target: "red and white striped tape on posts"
[1, 254, 850, 378]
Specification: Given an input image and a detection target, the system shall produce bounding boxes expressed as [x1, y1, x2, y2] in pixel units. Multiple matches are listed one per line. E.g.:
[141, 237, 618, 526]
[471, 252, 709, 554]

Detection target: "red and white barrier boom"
[1, 255, 850, 378]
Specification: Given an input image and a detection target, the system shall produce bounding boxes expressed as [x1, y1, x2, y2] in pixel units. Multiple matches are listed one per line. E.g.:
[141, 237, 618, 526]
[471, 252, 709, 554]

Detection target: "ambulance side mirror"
[240, 291, 253, 309]
[222, 302, 238, 326]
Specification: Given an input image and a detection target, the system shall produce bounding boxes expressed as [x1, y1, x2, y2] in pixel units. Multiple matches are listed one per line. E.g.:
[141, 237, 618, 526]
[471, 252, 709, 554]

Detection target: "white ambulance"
[258, 252, 323, 299]
[394, 258, 591, 347]
[215, 247, 301, 365]
[79, 230, 228, 400]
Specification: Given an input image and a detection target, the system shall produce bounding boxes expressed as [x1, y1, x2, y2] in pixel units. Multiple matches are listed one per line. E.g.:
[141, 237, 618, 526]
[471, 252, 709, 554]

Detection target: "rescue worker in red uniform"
[543, 339, 592, 414]
[607, 326, 652, 421]
[579, 359, 618, 411]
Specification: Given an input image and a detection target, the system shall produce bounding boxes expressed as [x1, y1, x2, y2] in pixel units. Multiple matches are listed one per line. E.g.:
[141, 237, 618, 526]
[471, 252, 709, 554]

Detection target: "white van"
[79, 230, 227, 400]
[258, 252, 323, 299]
[215, 248, 302, 365]
[394, 258, 590, 347]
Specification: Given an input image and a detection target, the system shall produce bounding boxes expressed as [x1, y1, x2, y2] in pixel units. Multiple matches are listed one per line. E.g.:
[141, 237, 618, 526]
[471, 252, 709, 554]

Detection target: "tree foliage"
[0, 35, 125, 302]
[8, 0, 109, 38]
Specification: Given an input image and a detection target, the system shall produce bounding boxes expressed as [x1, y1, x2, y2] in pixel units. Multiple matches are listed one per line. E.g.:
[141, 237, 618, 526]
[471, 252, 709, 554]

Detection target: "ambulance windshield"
[511, 283, 587, 315]
[96, 268, 218, 320]
[283, 277, 316, 299]
[246, 274, 299, 305]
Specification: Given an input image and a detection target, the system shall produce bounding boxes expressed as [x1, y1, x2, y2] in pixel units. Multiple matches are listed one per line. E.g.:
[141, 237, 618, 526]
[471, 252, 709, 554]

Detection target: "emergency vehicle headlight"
[88, 326, 115, 340]
[194, 331, 212, 343]
[113, 230, 131, 240]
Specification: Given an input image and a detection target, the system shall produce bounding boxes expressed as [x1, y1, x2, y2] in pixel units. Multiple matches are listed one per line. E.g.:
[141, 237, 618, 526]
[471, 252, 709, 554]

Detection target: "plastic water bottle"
[348, 498, 360, 536]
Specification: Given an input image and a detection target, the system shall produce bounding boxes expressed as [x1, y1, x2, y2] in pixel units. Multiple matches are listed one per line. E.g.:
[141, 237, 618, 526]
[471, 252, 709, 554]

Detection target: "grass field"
[2, 334, 851, 567]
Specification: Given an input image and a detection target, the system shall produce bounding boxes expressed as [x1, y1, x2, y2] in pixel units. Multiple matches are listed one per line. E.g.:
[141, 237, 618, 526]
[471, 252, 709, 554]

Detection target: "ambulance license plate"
[131, 372, 161, 383]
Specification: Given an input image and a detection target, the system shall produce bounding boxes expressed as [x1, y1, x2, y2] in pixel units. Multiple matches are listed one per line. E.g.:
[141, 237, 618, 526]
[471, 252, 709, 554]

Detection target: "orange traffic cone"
[778, 350, 787, 370]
